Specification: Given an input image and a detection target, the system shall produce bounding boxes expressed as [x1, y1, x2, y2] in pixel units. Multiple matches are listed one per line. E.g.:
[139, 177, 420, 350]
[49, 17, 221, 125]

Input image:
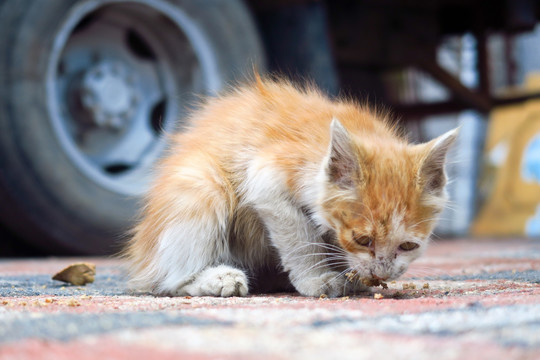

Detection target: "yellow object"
[471, 76, 540, 237]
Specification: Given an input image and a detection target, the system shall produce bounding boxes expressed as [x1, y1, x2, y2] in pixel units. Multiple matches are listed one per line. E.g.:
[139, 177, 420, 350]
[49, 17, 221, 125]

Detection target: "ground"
[0, 238, 539, 360]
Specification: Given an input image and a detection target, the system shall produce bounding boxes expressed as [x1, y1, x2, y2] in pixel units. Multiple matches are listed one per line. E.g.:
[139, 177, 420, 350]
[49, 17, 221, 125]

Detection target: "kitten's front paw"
[192, 265, 249, 297]
[294, 272, 347, 297]
[347, 280, 370, 295]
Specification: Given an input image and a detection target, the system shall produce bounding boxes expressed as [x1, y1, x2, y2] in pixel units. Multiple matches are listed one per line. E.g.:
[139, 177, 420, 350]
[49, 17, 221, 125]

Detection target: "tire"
[0, 0, 265, 255]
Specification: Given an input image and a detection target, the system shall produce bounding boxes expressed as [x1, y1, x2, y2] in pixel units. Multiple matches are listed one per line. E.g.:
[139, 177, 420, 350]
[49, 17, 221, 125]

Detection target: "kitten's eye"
[399, 242, 419, 251]
[353, 232, 373, 247]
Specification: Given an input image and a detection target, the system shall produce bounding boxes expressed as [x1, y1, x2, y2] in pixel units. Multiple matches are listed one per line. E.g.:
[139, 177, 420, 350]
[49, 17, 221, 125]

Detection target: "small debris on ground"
[345, 271, 388, 289]
[373, 293, 384, 299]
[52, 262, 96, 286]
[361, 278, 388, 289]
[65, 298, 81, 307]
[402, 282, 417, 290]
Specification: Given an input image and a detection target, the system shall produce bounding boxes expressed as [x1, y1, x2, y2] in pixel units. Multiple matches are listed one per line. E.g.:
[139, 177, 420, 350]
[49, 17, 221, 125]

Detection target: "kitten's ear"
[418, 127, 459, 194]
[325, 118, 360, 188]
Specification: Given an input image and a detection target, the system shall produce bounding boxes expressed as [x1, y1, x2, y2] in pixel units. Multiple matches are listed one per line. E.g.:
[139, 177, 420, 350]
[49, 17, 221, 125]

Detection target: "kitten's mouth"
[345, 271, 389, 289]
[370, 271, 388, 282]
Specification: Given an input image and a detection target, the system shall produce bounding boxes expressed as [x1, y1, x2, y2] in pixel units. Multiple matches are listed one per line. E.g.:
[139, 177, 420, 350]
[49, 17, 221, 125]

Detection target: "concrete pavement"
[0, 238, 539, 359]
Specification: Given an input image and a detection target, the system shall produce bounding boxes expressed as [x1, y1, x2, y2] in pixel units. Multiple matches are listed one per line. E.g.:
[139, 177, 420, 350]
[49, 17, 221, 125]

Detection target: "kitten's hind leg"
[133, 152, 241, 297]
[180, 265, 248, 297]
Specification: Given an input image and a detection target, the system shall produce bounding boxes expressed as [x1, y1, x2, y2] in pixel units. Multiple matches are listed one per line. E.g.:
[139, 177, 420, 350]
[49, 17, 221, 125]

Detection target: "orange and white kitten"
[124, 77, 458, 297]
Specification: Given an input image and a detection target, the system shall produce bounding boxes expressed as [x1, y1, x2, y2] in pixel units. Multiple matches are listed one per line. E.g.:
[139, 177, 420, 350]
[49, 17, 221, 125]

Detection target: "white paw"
[294, 272, 347, 297]
[187, 265, 248, 297]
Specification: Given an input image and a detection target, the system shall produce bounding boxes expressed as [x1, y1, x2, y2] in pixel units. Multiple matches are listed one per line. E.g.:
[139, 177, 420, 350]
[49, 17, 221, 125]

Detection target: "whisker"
[409, 216, 449, 229]
[442, 203, 459, 213]
[287, 252, 346, 261]
[292, 242, 345, 253]
[320, 267, 353, 295]
[294, 258, 352, 281]
[404, 266, 446, 279]
[294, 258, 337, 280]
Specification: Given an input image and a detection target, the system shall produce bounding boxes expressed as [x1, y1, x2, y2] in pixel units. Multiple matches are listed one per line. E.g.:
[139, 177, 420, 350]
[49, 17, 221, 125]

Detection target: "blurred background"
[1, 0, 540, 256]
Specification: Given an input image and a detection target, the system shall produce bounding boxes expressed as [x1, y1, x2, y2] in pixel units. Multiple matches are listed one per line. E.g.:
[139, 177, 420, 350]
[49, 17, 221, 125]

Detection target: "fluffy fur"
[123, 77, 458, 297]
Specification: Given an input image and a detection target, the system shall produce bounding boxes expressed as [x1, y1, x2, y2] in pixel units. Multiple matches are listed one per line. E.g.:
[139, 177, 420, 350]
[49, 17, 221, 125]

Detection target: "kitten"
[123, 76, 458, 297]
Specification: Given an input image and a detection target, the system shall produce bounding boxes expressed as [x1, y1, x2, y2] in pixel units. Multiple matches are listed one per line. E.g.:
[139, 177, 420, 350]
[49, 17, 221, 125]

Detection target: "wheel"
[0, 0, 265, 255]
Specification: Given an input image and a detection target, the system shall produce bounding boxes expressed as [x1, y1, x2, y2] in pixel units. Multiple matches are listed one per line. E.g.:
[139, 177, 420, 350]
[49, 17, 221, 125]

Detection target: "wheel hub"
[80, 61, 139, 129]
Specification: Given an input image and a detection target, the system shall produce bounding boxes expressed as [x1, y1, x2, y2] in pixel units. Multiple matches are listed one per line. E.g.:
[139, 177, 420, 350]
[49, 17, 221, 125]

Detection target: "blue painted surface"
[522, 134, 540, 184]
[526, 205, 540, 237]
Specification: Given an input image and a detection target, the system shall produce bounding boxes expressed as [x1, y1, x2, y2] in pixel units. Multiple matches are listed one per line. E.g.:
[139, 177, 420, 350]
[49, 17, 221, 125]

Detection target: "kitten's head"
[317, 119, 458, 281]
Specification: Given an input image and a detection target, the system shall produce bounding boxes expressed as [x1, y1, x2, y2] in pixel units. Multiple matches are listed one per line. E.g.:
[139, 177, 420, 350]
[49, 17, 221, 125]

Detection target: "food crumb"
[44, 298, 54, 303]
[345, 272, 357, 282]
[340, 296, 350, 301]
[423, 283, 430, 289]
[362, 278, 388, 289]
[402, 283, 416, 290]
[1, 300, 9, 305]
[66, 299, 81, 307]
[319, 294, 328, 299]
[345, 271, 388, 289]
[373, 293, 384, 299]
